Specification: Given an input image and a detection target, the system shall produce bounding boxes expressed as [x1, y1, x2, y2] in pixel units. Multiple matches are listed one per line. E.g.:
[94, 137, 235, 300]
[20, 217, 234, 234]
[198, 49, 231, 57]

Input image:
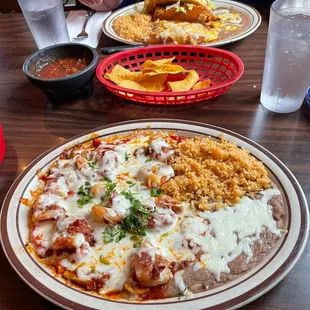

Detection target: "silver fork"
[74, 11, 95, 40]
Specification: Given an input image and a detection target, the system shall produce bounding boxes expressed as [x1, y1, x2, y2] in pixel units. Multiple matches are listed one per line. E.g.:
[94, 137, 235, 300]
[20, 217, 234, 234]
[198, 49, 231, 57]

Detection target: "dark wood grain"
[0, 9, 309, 310]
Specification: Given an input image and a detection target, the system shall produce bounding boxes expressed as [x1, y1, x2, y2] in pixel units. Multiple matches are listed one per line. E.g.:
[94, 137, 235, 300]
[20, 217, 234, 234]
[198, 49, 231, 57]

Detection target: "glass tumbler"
[17, 0, 70, 50]
[261, 0, 310, 113]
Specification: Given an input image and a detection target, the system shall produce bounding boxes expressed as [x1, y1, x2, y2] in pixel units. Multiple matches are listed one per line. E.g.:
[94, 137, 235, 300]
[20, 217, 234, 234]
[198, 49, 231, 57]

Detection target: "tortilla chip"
[192, 79, 211, 90]
[118, 78, 166, 92]
[167, 70, 199, 92]
[138, 73, 167, 83]
[118, 80, 147, 91]
[141, 57, 175, 69]
[104, 65, 142, 85]
[138, 73, 168, 92]
[141, 58, 185, 75]
[142, 81, 166, 92]
[141, 64, 186, 75]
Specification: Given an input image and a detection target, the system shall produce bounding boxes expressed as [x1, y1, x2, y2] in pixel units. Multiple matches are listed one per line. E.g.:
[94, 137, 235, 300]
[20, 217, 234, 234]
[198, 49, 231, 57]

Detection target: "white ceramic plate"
[1, 119, 308, 310]
[102, 0, 262, 47]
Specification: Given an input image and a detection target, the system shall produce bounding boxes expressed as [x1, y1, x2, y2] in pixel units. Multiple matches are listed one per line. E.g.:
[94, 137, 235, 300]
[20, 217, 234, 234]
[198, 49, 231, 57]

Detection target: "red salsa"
[34, 57, 89, 79]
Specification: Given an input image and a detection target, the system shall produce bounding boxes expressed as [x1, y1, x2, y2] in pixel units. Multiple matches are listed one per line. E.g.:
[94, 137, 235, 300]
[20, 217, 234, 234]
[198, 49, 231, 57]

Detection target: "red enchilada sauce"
[35, 57, 89, 79]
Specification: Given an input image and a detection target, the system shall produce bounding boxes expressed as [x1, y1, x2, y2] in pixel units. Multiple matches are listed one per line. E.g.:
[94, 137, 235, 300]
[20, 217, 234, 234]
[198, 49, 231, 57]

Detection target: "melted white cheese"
[110, 194, 131, 218]
[98, 150, 120, 179]
[56, 216, 77, 233]
[60, 258, 77, 271]
[32, 221, 55, 249]
[149, 138, 174, 162]
[38, 192, 68, 210]
[174, 270, 186, 292]
[194, 188, 280, 280]
[158, 165, 174, 179]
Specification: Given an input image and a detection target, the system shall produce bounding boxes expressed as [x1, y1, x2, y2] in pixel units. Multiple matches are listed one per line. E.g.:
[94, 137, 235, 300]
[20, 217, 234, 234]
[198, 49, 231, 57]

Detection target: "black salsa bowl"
[23, 43, 98, 104]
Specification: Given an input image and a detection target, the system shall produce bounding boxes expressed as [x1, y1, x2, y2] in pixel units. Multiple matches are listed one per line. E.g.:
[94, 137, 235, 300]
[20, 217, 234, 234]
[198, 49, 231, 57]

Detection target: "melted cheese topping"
[146, 9, 243, 45]
[153, 21, 219, 44]
[27, 133, 283, 299]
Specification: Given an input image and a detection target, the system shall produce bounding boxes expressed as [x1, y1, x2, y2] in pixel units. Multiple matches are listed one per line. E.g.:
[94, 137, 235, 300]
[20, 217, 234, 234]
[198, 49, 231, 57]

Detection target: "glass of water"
[17, 0, 70, 50]
[261, 0, 310, 113]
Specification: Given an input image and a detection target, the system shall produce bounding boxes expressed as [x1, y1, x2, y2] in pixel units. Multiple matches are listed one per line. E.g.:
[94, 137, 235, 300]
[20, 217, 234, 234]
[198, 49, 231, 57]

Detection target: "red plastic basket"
[96, 45, 244, 105]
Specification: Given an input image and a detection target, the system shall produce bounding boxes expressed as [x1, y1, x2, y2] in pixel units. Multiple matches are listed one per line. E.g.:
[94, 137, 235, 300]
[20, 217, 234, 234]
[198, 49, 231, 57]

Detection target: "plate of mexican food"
[102, 0, 261, 46]
[0, 119, 308, 309]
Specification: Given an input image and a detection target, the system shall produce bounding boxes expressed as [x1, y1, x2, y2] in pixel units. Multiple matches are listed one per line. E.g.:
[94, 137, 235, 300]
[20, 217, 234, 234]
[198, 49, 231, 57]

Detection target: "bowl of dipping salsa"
[23, 43, 98, 104]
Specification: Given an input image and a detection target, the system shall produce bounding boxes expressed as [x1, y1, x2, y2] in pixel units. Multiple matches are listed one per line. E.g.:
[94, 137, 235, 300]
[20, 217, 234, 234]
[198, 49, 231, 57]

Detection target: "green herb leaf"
[101, 191, 151, 243]
[77, 182, 92, 208]
[102, 226, 126, 244]
[100, 255, 110, 265]
[100, 176, 112, 183]
[103, 227, 114, 244]
[130, 235, 140, 241]
[145, 158, 152, 163]
[115, 228, 126, 242]
[126, 180, 136, 188]
[150, 188, 162, 197]
[125, 151, 130, 161]
[120, 190, 151, 237]
[87, 161, 98, 169]
[101, 181, 117, 203]
[133, 242, 141, 248]
[161, 232, 169, 238]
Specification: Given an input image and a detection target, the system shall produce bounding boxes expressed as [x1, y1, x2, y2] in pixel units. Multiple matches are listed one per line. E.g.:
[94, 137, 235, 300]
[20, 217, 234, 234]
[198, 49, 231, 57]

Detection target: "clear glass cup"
[260, 0, 310, 113]
[17, 0, 70, 50]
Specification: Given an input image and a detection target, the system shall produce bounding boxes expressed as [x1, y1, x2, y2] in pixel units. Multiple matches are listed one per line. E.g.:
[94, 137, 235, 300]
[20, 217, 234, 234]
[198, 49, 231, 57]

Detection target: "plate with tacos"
[102, 0, 261, 46]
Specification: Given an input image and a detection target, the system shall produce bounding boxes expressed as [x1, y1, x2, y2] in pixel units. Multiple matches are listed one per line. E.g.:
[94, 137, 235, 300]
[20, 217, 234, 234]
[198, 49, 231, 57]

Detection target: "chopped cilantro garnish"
[126, 180, 136, 188]
[77, 181, 92, 208]
[101, 180, 117, 203]
[103, 227, 115, 244]
[102, 191, 151, 243]
[103, 226, 126, 243]
[115, 227, 126, 242]
[145, 158, 152, 163]
[150, 188, 162, 197]
[120, 190, 150, 236]
[125, 151, 130, 161]
[101, 176, 112, 183]
[133, 242, 141, 248]
[100, 255, 110, 265]
[130, 235, 140, 241]
[87, 161, 98, 169]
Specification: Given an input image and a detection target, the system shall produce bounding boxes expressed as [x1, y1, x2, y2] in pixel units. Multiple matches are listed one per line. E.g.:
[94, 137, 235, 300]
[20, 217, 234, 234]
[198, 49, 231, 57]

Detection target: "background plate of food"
[102, 0, 262, 46]
[0, 119, 308, 309]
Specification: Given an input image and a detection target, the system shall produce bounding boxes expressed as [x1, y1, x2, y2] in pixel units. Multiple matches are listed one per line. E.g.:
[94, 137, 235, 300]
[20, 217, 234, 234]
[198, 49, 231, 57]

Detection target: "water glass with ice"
[260, 0, 310, 113]
[17, 0, 70, 50]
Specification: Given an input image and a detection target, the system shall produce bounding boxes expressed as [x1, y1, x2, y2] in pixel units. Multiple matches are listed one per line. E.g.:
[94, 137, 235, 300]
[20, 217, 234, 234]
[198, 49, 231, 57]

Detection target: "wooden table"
[0, 10, 309, 310]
